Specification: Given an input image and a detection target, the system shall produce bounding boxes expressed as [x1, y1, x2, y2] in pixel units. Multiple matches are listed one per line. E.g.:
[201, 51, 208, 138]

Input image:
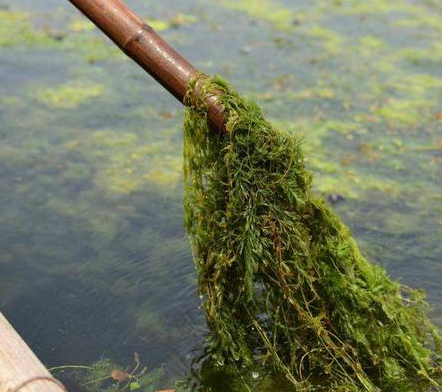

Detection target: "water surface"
[0, 0, 441, 390]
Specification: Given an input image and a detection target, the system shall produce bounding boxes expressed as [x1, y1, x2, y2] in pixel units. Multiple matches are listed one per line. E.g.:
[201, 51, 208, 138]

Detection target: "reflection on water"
[1, 0, 442, 390]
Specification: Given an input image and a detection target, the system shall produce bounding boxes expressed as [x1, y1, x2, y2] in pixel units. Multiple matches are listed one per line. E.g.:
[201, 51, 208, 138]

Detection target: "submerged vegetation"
[51, 354, 165, 392]
[183, 75, 442, 391]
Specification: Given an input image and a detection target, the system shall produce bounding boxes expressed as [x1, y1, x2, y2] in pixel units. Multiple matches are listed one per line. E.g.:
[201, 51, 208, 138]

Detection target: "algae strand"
[183, 75, 442, 391]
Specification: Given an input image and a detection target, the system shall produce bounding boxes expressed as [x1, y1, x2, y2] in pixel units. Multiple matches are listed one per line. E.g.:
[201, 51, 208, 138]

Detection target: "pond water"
[0, 0, 442, 390]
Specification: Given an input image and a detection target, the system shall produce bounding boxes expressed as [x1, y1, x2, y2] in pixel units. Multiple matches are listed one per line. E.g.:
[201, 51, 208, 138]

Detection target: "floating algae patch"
[369, 73, 442, 127]
[373, 97, 435, 128]
[144, 14, 198, 32]
[302, 25, 345, 56]
[332, 0, 422, 17]
[216, 0, 332, 33]
[83, 130, 183, 194]
[387, 73, 442, 97]
[61, 19, 123, 63]
[34, 81, 105, 109]
[183, 75, 442, 391]
[68, 18, 96, 33]
[0, 9, 54, 48]
[398, 42, 442, 66]
[217, 0, 295, 31]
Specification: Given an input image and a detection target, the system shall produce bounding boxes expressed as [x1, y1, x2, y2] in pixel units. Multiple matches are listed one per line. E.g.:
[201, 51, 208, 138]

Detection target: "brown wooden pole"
[66, 0, 226, 133]
[0, 312, 66, 392]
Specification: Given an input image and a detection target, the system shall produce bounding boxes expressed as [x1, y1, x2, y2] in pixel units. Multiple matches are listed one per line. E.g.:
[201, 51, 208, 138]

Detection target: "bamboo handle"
[67, 0, 226, 132]
[0, 312, 66, 392]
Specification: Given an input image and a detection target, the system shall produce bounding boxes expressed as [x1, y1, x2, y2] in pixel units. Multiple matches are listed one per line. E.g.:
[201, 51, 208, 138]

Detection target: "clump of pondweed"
[183, 75, 442, 392]
[51, 354, 163, 392]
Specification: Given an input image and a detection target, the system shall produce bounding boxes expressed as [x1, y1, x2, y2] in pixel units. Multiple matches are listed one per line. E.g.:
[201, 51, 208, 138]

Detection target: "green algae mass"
[183, 76, 442, 392]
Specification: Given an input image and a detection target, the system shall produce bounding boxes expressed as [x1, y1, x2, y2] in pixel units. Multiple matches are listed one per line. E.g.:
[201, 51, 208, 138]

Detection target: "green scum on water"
[183, 75, 442, 392]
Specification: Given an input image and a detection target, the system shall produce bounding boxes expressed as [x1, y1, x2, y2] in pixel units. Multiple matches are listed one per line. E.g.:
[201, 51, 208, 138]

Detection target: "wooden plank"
[0, 311, 66, 392]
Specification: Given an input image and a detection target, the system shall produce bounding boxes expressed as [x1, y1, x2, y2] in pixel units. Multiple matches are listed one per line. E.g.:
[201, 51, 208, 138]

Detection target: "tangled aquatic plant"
[50, 353, 164, 392]
[183, 75, 442, 391]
